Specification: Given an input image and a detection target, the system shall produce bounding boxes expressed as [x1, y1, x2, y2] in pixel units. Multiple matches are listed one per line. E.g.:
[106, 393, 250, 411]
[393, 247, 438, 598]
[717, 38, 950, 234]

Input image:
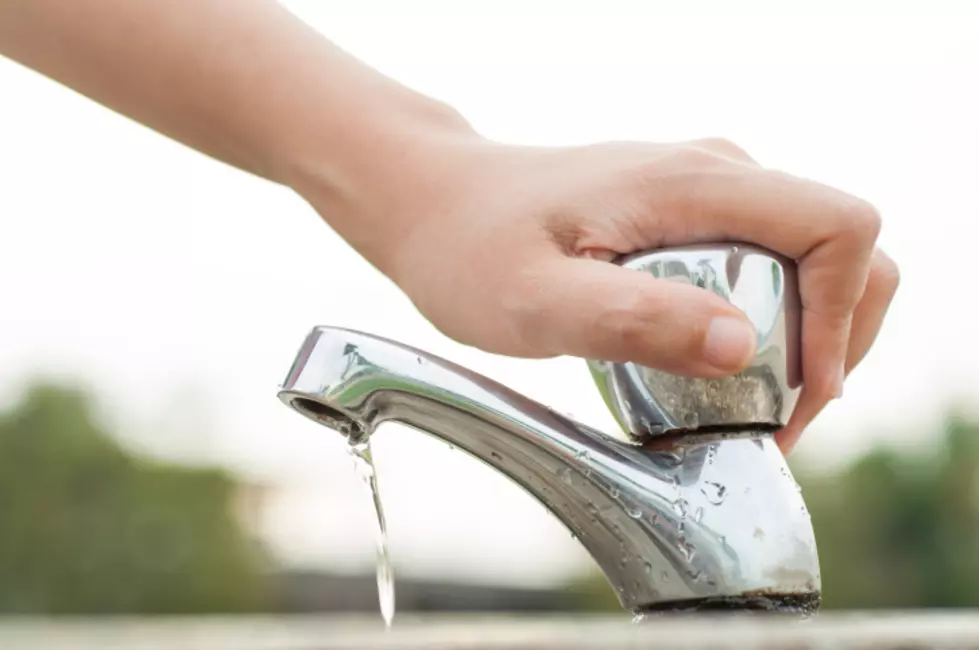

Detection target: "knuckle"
[838, 197, 883, 243]
[594, 289, 669, 352]
[676, 144, 726, 168]
[692, 137, 753, 161]
[812, 380, 842, 404]
[651, 145, 725, 173]
[873, 250, 901, 298]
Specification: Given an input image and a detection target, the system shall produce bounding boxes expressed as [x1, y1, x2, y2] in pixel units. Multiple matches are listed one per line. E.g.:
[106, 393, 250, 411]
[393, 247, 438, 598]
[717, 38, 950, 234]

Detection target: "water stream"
[348, 438, 395, 629]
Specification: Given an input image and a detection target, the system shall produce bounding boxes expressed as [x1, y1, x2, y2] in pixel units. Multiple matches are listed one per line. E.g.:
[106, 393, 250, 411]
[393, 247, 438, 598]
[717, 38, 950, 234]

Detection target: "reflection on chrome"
[277, 244, 820, 613]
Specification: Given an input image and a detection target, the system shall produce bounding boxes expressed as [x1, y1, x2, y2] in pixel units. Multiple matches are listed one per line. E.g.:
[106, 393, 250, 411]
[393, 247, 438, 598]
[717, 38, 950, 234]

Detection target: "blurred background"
[1, 0, 977, 617]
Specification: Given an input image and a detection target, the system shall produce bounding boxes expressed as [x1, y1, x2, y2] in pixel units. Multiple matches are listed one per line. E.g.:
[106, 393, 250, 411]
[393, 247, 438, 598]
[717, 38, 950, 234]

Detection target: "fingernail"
[703, 316, 756, 371]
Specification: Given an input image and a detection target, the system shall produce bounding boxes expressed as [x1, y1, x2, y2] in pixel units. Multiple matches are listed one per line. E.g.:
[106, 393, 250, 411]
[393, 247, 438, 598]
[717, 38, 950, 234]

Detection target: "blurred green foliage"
[566, 413, 979, 611]
[4, 379, 979, 614]
[0, 382, 270, 614]
[805, 412, 979, 609]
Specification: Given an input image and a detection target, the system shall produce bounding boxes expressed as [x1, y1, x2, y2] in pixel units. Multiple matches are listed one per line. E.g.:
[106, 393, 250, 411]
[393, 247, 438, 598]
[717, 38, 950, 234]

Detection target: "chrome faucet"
[277, 243, 821, 615]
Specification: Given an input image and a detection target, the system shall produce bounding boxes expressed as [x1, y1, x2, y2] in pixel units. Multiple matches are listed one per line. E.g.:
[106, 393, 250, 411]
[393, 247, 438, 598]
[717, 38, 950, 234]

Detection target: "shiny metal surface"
[278, 326, 820, 613]
[589, 244, 801, 440]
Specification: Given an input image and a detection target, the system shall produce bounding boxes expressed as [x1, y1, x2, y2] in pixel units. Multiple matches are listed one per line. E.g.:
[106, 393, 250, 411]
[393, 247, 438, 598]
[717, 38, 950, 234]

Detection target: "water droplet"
[632, 613, 648, 625]
[683, 411, 701, 429]
[619, 556, 627, 568]
[644, 562, 653, 575]
[416, 356, 424, 364]
[626, 506, 643, 519]
[701, 481, 728, 505]
[673, 498, 690, 518]
[661, 571, 670, 582]
[556, 467, 573, 484]
[693, 507, 704, 523]
[447, 444, 455, 451]
[687, 569, 705, 583]
[610, 487, 620, 498]
[706, 445, 717, 465]
[490, 451, 503, 463]
[650, 513, 660, 526]
[575, 449, 589, 461]
[347, 439, 395, 629]
[678, 539, 697, 562]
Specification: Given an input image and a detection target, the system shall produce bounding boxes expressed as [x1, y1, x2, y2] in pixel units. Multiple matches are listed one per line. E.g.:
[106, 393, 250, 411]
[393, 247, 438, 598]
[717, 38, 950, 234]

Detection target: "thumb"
[521, 257, 757, 377]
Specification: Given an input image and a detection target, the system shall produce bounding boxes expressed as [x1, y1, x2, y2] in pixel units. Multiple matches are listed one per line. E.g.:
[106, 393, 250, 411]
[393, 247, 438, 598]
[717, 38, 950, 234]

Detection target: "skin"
[0, 0, 899, 454]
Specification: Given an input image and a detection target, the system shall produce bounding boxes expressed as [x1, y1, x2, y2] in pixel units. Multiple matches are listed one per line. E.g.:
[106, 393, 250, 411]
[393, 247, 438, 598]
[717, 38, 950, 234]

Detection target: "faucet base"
[637, 591, 821, 617]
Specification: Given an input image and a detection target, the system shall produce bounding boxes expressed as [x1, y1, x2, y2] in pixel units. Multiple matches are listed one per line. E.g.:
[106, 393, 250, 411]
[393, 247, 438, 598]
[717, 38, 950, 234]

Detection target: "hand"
[0, 0, 897, 453]
[352, 137, 898, 453]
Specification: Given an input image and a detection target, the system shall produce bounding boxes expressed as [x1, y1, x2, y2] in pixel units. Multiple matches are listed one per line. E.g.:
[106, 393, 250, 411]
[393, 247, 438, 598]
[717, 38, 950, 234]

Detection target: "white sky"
[1, 0, 977, 588]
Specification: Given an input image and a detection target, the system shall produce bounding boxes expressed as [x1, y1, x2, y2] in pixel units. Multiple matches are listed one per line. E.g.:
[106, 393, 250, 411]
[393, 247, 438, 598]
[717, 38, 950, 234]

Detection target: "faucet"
[276, 243, 821, 615]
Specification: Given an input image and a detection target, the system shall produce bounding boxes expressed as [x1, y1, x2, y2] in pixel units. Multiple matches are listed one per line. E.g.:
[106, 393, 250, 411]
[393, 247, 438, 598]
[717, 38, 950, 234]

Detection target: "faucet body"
[278, 244, 821, 613]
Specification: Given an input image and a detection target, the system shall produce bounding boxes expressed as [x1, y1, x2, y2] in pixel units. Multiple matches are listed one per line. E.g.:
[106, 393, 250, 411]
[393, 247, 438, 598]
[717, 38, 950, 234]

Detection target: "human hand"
[301, 136, 899, 454]
[0, 0, 896, 452]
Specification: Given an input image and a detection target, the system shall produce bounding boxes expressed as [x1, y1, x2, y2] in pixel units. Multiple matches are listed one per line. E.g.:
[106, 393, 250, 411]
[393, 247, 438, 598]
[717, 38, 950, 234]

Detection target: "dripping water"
[348, 437, 395, 629]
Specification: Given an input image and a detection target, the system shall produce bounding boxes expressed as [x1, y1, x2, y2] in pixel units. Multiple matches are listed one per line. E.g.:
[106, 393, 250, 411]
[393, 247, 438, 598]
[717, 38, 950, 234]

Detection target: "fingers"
[637, 167, 880, 421]
[843, 248, 901, 373]
[508, 257, 757, 377]
[776, 247, 900, 453]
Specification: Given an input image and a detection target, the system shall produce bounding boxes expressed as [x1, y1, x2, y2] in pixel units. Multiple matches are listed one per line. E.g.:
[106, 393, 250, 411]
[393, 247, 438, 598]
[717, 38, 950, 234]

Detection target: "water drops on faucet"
[673, 498, 690, 518]
[277, 242, 821, 616]
[556, 466, 574, 485]
[678, 538, 697, 563]
[701, 481, 728, 505]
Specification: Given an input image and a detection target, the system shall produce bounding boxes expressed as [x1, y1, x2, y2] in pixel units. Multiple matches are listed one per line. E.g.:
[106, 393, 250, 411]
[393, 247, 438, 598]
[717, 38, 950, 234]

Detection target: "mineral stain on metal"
[636, 592, 822, 618]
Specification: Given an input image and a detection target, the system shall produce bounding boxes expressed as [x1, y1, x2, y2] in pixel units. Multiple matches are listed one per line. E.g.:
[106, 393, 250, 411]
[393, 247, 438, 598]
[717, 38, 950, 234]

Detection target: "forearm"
[0, 0, 476, 271]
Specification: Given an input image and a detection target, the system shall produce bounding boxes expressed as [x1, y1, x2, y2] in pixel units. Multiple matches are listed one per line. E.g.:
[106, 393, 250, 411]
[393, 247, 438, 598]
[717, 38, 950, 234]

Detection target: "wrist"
[281, 87, 484, 279]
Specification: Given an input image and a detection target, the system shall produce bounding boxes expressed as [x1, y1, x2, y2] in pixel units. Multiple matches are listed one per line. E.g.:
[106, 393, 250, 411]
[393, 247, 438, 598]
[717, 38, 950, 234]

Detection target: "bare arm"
[0, 0, 473, 275]
[0, 0, 898, 452]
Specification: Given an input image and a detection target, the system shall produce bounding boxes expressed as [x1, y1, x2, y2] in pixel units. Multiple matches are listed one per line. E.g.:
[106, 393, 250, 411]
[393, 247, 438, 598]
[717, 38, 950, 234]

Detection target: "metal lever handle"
[587, 243, 802, 441]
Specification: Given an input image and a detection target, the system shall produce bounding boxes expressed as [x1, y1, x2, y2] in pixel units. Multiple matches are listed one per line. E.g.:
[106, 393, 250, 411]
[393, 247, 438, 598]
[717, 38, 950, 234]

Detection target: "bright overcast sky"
[1, 0, 977, 587]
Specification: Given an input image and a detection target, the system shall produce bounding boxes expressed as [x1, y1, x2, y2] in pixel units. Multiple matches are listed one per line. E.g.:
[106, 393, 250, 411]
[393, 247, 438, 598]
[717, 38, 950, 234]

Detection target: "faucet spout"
[278, 325, 820, 613]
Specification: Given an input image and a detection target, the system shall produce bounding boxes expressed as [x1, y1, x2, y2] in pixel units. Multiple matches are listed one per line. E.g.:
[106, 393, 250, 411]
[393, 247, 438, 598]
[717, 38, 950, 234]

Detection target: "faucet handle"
[587, 243, 802, 441]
